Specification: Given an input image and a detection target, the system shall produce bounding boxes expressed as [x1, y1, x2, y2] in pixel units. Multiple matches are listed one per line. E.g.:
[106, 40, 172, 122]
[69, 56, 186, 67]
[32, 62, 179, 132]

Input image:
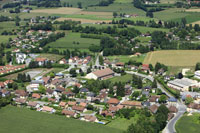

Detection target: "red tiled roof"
[107, 98, 120, 105]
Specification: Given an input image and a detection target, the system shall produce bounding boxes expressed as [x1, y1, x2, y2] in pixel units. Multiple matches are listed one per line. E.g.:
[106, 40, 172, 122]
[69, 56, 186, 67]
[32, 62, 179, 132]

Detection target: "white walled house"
[194, 71, 200, 79]
[85, 68, 114, 80]
[16, 53, 27, 64]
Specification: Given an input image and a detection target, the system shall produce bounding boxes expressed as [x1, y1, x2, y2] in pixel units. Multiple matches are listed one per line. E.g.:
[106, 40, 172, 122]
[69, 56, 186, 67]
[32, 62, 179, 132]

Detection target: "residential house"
[72, 105, 86, 112]
[27, 101, 39, 108]
[83, 115, 98, 122]
[62, 109, 76, 118]
[59, 101, 67, 108]
[85, 68, 115, 80]
[149, 104, 158, 114]
[35, 58, 47, 66]
[41, 106, 56, 113]
[168, 106, 178, 113]
[107, 98, 120, 105]
[15, 90, 27, 98]
[32, 93, 41, 99]
[149, 95, 160, 105]
[68, 101, 76, 106]
[121, 101, 142, 108]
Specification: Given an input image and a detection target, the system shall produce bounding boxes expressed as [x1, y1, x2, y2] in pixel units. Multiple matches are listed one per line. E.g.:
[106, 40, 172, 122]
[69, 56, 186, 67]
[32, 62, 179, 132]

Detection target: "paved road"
[126, 71, 187, 133]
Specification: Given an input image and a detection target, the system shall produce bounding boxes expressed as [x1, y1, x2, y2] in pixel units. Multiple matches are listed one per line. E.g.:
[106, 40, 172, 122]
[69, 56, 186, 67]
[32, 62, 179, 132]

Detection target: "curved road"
[126, 71, 187, 133]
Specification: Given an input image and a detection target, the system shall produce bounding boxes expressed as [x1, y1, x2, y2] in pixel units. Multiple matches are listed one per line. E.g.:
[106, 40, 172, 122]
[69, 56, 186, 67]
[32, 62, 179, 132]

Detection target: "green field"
[61, 0, 100, 8]
[47, 33, 100, 49]
[176, 113, 200, 133]
[0, 21, 18, 34]
[109, 74, 132, 83]
[86, 3, 146, 16]
[132, 26, 169, 33]
[107, 54, 146, 63]
[0, 106, 122, 133]
[0, 35, 16, 43]
[143, 50, 200, 67]
[38, 54, 64, 62]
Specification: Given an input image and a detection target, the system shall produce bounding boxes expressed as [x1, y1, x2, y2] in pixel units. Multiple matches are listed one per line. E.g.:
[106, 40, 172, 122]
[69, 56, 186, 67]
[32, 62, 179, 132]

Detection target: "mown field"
[0, 35, 16, 43]
[47, 32, 100, 49]
[109, 74, 132, 83]
[143, 50, 200, 67]
[107, 54, 146, 63]
[61, 0, 100, 8]
[175, 113, 200, 133]
[0, 106, 122, 133]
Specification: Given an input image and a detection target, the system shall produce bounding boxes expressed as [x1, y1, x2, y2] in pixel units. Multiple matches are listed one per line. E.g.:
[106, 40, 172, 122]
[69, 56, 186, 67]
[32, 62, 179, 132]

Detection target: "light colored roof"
[121, 101, 141, 106]
[92, 68, 114, 78]
[168, 78, 196, 88]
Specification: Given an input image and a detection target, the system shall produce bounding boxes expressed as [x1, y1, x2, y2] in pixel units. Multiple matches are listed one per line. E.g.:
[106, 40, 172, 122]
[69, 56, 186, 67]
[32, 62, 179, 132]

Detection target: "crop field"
[186, 8, 200, 12]
[0, 106, 122, 133]
[143, 50, 200, 67]
[38, 54, 64, 62]
[47, 33, 100, 49]
[175, 113, 200, 133]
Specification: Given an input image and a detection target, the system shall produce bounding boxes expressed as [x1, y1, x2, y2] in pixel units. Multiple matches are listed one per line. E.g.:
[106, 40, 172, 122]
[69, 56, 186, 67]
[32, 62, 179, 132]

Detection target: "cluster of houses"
[0, 64, 25, 75]
[10, 30, 53, 51]
[59, 56, 91, 66]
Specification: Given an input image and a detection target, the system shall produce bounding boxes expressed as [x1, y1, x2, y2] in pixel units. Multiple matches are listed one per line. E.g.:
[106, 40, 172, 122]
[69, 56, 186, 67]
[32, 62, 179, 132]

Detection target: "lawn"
[0, 35, 16, 43]
[132, 26, 169, 33]
[0, 21, 18, 34]
[47, 32, 100, 49]
[109, 74, 132, 83]
[0, 106, 122, 133]
[61, 0, 100, 8]
[143, 50, 200, 67]
[175, 113, 200, 133]
[107, 54, 146, 63]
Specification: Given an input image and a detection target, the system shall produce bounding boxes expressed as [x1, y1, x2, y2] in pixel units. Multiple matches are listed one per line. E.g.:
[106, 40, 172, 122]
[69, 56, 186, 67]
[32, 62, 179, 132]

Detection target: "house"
[79, 102, 87, 108]
[68, 101, 76, 106]
[59, 59, 67, 64]
[83, 115, 98, 122]
[101, 110, 114, 118]
[63, 91, 75, 98]
[108, 105, 119, 113]
[194, 70, 200, 79]
[35, 58, 47, 66]
[41, 106, 56, 113]
[0, 89, 10, 97]
[80, 88, 89, 93]
[86, 92, 95, 101]
[42, 77, 51, 85]
[168, 97, 178, 106]
[72, 105, 86, 112]
[32, 93, 41, 99]
[85, 68, 115, 80]
[4, 80, 14, 86]
[149, 104, 158, 114]
[107, 98, 120, 105]
[168, 106, 178, 113]
[121, 101, 142, 108]
[167, 78, 199, 91]
[15, 98, 26, 105]
[149, 95, 160, 105]
[62, 109, 76, 118]
[59, 101, 66, 108]
[141, 64, 150, 72]
[15, 90, 27, 98]
[187, 103, 200, 112]
[26, 84, 39, 92]
[46, 88, 54, 96]
[0, 82, 5, 89]
[27, 101, 39, 108]
[96, 92, 108, 103]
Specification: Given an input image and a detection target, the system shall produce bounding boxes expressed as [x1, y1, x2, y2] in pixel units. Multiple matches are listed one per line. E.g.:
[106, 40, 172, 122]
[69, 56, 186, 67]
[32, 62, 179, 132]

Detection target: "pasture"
[175, 113, 200, 133]
[0, 21, 18, 34]
[143, 50, 200, 67]
[0, 35, 16, 43]
[47, 32, 100, 49]
[0, 106, 122, 133]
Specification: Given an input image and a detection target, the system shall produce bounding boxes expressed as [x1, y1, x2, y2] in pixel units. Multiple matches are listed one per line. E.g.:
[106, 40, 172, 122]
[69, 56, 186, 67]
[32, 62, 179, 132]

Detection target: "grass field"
[143, 50, 200, 67]
[47, 32, 100, 49]
[132, 26, 169, 33]
[0, 106, 122, 133]
[175, 113, 200, 133]
[61, 0, 100, 8]
[109, 74, 132, 83]
[107, 54, 146, 63]
[0, 21, 18, 34]
[0, 35, 16, 43]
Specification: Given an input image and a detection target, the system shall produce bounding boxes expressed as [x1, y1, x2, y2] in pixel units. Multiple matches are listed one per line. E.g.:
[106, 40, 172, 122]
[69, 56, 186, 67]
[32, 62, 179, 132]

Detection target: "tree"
[39, 85, 46, 94]
[159, 95, 167, 103]
[26, 74, 31, 82]
[152, 79, 157, 88]
[70, 68, 77, 77]
[12, 82, 18, 90]
[195, 62, 200, 71]
[99, 55, 104, 65]
[77, 2, 82, 8]
[116, 82, 125, 97]
[149, 64, 153, 71]
[113, 12, 118, 18]
[72, 86, 79, 94]
[177, 72, 183, 79]
[185, 97, 193, 105]
[146, 11, 153, 18]
[137, 77, 143, 89]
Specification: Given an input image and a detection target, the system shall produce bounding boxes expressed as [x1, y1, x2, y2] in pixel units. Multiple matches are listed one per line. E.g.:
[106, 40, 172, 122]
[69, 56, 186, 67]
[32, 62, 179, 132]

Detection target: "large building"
[194, 70, 200, 79]
[167, 78, 199, 91]
[85, 68, 114, 80]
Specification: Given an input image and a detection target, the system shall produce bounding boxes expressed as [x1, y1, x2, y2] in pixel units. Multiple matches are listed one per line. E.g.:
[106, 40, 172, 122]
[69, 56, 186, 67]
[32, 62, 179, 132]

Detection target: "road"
[126, 71, 187, 133]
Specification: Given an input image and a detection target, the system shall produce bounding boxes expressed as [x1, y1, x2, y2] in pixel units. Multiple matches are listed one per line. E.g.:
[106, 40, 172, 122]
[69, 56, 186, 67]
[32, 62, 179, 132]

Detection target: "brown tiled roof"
[62, 109, 75, 116]
[79, 102, 87, 107]
[28, 101, 37, 107]
[84, 115, 97, 122]
[0, 82, 5, 88]
[168, 106, 178, 113]
[35, 58, 46, 62]
[32, 93, 41, 99]
[116, 62, 124, 66]
[46, 88, 54, 94]
[149, 104, 158, 114]
[68, 101, 76, 106]
[72, 105, 85, 112]
[97, 92, 107, 99]
[92, 68, 114, 78]
[15, 98, 26, 104]
[107, 98, 120, 105]
[15, 90, 27, 97]
[149, 95, 160, 102]
[108, 106, 119, 112]
[42, 77, 50, 84]
[121, 101, 142, 107]
[56, 86, 65, 92]
[48, 98, 56, 102]
[59, 101, 66, 107]
[42, 106, 54, 112]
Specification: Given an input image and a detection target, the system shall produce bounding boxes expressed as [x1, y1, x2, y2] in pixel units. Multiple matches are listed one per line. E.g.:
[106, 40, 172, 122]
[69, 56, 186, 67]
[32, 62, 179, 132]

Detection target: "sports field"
[175, 113, 200, 133]
[47, 33, 100, 49]
[0, 106, 122, 133]
[143, 50, 200, 67]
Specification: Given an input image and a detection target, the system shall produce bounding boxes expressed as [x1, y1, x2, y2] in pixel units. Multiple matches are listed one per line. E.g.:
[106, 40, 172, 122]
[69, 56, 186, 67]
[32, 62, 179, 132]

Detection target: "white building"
[194, 71, 200, 79]
[167, 78, 199, 91]
[16, 53, 27, 64]
[85, 68, 114, 80]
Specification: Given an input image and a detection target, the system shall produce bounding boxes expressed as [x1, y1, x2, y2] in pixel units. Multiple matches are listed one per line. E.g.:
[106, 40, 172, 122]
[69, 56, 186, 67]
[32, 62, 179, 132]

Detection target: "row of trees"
[17, 73, 31, 82]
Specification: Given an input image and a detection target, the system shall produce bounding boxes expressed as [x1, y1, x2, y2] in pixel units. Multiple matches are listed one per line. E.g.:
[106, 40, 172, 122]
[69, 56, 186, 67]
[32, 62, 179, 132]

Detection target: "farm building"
[85, 68, 114, 80]
[167, 78, 199, 91]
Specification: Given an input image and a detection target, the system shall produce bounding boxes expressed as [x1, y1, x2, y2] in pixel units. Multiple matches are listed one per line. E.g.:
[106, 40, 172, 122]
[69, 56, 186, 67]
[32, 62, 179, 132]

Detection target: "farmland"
[107, 54, 146, 63]
[0, 106, 122, 133]
[47, 32, 100, 49]
[143, 50, 200, 67]
[175, 113, 200, 133]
